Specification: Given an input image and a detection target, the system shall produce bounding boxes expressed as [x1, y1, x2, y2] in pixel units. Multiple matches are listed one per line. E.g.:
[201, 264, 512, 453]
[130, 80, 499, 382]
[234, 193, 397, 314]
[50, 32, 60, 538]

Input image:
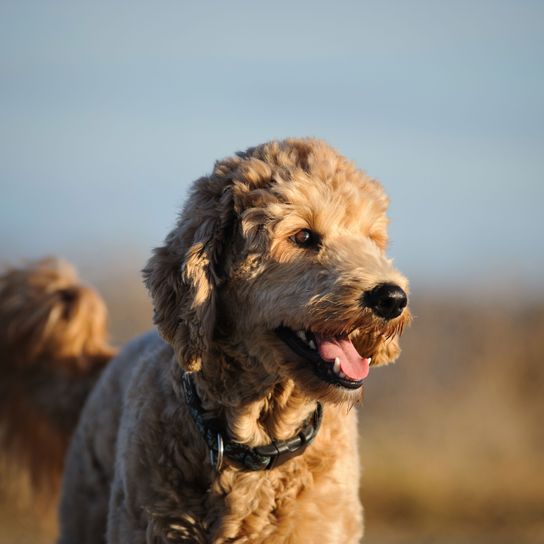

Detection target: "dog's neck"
[176, 351, 317, 446]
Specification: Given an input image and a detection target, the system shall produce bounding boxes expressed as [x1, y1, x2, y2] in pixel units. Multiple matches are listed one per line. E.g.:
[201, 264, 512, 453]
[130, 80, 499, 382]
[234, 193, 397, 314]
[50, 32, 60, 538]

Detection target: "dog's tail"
[0, 257, 116, 496]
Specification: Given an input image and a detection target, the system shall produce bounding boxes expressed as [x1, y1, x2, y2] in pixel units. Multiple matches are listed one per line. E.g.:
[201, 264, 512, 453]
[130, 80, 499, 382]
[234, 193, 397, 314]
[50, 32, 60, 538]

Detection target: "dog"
[0, 138, 410, 543]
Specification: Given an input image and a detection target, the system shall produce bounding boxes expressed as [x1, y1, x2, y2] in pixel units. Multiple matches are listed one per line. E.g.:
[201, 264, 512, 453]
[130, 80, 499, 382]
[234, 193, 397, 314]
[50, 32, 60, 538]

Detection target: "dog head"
[0, 257, 113, 369]
[144, 139, 410, 403]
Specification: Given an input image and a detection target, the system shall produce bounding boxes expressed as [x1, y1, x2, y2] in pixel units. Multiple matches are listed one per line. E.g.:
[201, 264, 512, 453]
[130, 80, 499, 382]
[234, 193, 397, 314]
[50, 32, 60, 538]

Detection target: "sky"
[1, 0, 543, 294]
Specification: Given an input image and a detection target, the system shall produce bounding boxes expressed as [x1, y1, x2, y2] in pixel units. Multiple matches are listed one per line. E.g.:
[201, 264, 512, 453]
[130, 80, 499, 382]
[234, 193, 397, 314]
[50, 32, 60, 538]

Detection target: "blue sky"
[1, 0, 543, 293]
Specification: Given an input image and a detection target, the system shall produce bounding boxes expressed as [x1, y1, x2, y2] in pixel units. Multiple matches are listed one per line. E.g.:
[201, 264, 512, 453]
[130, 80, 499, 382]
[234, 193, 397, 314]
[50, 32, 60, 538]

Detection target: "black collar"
[182, 372, 323, 471]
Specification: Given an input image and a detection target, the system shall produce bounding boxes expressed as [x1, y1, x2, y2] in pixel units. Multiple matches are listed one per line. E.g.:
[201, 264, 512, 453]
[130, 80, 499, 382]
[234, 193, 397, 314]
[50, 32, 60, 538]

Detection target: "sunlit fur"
[0, 139, 410, 543]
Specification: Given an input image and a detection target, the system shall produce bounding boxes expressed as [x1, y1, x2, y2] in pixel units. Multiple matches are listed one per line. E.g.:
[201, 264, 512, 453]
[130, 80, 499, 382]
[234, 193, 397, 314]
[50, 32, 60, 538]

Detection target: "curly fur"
[0, 138, 410, 543]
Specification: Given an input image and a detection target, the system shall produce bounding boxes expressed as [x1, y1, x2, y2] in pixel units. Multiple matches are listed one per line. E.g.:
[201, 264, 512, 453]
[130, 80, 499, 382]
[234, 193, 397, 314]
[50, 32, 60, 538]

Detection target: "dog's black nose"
[363, 283, 407, 320]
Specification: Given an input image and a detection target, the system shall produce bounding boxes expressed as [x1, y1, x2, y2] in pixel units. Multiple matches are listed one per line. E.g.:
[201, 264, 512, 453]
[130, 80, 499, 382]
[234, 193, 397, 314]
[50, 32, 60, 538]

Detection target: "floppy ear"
[143, 178, 234, 371]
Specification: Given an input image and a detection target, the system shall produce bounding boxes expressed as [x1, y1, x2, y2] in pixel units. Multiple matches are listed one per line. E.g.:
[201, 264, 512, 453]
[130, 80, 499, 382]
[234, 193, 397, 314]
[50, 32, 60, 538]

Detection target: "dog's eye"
[290, 229, 320, 249]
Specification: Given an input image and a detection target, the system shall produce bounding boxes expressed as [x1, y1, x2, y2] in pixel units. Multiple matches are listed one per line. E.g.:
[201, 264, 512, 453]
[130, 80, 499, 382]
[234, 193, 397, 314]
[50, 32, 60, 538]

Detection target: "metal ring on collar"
[210, 432, 224, 471]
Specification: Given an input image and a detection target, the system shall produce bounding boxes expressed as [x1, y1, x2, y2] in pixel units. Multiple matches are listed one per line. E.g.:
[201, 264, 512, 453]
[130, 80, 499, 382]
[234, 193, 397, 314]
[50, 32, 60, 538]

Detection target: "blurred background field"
[1, 275, 543, 543]
[1, 1, 543, 542]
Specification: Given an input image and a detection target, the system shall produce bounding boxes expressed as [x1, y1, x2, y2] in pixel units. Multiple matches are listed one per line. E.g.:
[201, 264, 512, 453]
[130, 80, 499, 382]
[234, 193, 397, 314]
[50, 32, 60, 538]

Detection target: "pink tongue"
[314, 334, 370, 381]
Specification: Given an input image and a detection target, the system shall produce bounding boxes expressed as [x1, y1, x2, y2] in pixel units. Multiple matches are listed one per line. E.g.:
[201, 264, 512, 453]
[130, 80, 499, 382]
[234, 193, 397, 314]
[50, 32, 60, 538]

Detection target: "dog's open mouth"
[276, 326, 370, 390]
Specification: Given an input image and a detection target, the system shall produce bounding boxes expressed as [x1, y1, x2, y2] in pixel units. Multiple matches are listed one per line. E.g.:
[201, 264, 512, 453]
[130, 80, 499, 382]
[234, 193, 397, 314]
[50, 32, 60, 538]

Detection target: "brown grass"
[361, 294, 544, 542]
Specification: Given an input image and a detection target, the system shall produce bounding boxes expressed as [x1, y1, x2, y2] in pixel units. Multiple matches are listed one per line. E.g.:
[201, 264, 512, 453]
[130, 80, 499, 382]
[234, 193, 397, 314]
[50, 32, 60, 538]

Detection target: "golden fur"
[0, 258, 114, 493]
[0, 138, 410, 543]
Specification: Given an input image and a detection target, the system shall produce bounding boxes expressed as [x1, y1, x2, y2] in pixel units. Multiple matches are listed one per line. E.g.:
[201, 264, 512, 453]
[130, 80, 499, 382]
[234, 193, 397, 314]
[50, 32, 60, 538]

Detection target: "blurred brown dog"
[0, 139, 410, 543]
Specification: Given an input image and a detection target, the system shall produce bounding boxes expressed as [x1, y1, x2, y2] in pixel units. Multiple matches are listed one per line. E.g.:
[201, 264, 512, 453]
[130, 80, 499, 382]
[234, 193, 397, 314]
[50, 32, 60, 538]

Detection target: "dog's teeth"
[339, 371, 347, 379]
[296, 331, 306, 342]
[308, 340, 316, 350]
[333, 357, 341, 374]
[368, 357, 372, 364]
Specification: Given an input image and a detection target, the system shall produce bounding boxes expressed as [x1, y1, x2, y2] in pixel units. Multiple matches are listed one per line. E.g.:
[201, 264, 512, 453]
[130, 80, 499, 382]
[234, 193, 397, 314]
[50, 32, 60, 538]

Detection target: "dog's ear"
[143, 177, 234, 372]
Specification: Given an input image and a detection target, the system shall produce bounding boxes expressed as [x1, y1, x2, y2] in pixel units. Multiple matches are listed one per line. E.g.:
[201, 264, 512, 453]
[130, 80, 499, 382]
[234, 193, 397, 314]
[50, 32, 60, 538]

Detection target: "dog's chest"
[188, 458, 360, 543]
[160, 404, 362, 543]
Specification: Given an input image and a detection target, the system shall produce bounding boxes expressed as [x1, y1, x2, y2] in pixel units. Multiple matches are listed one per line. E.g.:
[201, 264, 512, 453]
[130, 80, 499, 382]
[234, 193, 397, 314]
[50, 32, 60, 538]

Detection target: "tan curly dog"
[0, 138, 410, 543]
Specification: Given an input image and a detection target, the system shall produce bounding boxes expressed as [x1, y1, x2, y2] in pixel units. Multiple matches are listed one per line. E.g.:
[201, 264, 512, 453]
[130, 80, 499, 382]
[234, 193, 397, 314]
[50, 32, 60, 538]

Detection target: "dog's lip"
[275, 326, 370, 390]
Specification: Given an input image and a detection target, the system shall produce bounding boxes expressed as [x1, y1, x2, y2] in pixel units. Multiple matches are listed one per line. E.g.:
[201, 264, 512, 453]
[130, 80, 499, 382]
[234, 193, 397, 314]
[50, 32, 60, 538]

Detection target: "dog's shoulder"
[116, 329, 176, 406]
[89, 330, 171, 406]
[70, 330, 174, 472]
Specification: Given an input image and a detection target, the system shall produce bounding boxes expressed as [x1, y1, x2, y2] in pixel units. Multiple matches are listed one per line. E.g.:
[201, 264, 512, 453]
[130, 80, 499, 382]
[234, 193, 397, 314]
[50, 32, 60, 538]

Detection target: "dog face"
[144, 139, 410, 404]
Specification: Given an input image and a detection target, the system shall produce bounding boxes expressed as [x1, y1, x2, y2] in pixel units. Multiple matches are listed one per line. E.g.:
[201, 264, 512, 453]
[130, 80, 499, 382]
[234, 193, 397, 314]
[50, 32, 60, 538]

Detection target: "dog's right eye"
[290, 229, 320, 249]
